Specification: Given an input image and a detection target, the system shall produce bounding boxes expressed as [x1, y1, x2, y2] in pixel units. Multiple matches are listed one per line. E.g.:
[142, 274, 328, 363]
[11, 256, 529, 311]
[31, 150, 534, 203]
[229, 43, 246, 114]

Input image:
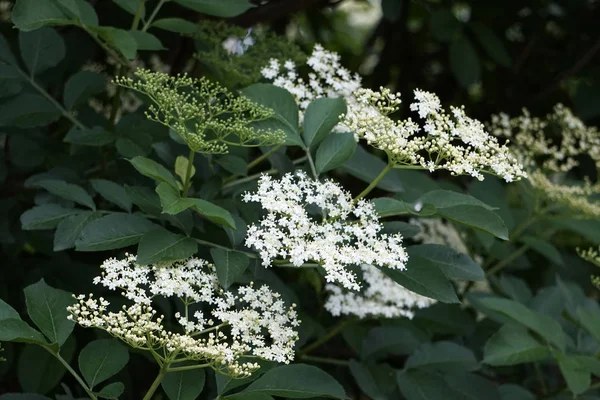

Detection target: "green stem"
[306, 150, 319, 179]
[45, 347, 97, 400]
[142, 0, 167, 32]
[510, 215, 538, 240]
[194, 238, 257, 258]
[222, 145, 283, 184]
[249, 145, 281, 170]
[143, 365, 169, 400]
[81, 26, 130, 68]
[131, 0, 146, 30]
[15, 68, 87, 130]
[168, 363, 211, 373]
[298, 319, 355, 356]
[393, 164, 428, 170]
[182, 149, 196, 197]
[222, 155, 308, 190]
[354, 162, 394, 202]
[300, 355, 349, 367]
[486, 244, 530, 276]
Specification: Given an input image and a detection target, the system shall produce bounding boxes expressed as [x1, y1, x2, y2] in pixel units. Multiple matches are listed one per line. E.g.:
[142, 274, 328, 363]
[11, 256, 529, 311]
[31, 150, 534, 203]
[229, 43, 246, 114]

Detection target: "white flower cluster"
[243, 171, 408, 291]
[490, 104, 600, 217]
[344, 87, 527, 182]
[325, 264, 435, 319]
[490, 104, 600, 172]
[261, 44, 362, 118]
[67, 255, 299, 378]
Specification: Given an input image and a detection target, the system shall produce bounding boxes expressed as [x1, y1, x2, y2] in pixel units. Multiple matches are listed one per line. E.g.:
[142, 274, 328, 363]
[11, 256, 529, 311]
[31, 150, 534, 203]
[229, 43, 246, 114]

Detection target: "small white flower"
[243, 172, 408, 291]
[68, 255, 299, 378]
[325, 264, 435, 319]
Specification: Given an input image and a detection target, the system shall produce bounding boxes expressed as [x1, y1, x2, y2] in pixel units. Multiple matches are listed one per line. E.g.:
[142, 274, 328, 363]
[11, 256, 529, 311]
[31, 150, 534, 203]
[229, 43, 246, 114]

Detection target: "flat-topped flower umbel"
[68, 255, 299, 378]
[243, 171, 408, 291]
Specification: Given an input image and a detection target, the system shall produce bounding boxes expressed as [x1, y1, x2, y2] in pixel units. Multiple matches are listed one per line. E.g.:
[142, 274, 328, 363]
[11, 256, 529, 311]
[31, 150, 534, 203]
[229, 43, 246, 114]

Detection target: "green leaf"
[555, 351, 591, 395]
[0, 319, 47, 344]
[75, 213, 157, 251]
[51, 0, 98, 26]
[549, 218, 600, 243]
[498, 385, 535, 400]
[471, 23, 511, 67]
[125, 185, 162, 215]
[32, 180, 96, 210]
[12, 0, 71, 31]
[374, 197, 437, 217]
[418, 190, 508, 240]
[315, 132, 357, 174]
[0, 93, 61, 128]
[21, 204, 79, 230]
[116, 137, 150, 158]
[113, 0, 144, 15]
[361, 326, 427, 360]
[137, 228, 198, 264]
[397, 369, 449, 400]
[216, 155, 248, 176]
[397, 370, 500, 400]
[0, 33, 18, 65]
[151, 18, 198, 34]
[342, 146, 405, 193]
[0, 395, 51, 400]
[478, 297, 567, 350]
[0, 65, 23, 98]
[156, 183, 235, 229]
[129, 156, 179, 191]
[430, 9, 462, 42]
[379, 256, 459, 303]
[241, 364, 346, 399]
[303, 97, 347, 148]
[18, 337, 75, 394]
[129, 31, 165, 51]
[161, 368, 206, 400]
[173, 0, 253, 17]
[64, 126, 115, 146]
[90, 26, 137, 60]
[519, 236, 563, 265]
[241, 84, 303, 148]
[483, 324, 550, 366]
[175, 155, 196, 184]
[78, 339, 129, 389]
[577, 305, 600, 342]
[348, 361, 384, 400]
[19, 27, 65, 76]
[407, 244, 484, 281]
[496, 275, 532, 304]
[53, 211, 102, 251]
[405, 341, 479, 371]
[63, 71, 106, 110]
[0, 299, 20, 320]
[24, 279, 74, 346]
[450, 35, 481, 88]
[90, 179, 132, 212]
[96, 382, 125, 399]
[210, 248, 250, 290]
[414, 303, 476, 336]
[418, 190, 496, 210]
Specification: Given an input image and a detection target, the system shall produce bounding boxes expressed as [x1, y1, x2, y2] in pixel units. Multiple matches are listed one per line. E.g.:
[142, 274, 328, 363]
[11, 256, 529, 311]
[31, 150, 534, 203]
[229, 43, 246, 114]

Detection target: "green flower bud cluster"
[193, 20, 306, 88]
[114, 68, 286, 154]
